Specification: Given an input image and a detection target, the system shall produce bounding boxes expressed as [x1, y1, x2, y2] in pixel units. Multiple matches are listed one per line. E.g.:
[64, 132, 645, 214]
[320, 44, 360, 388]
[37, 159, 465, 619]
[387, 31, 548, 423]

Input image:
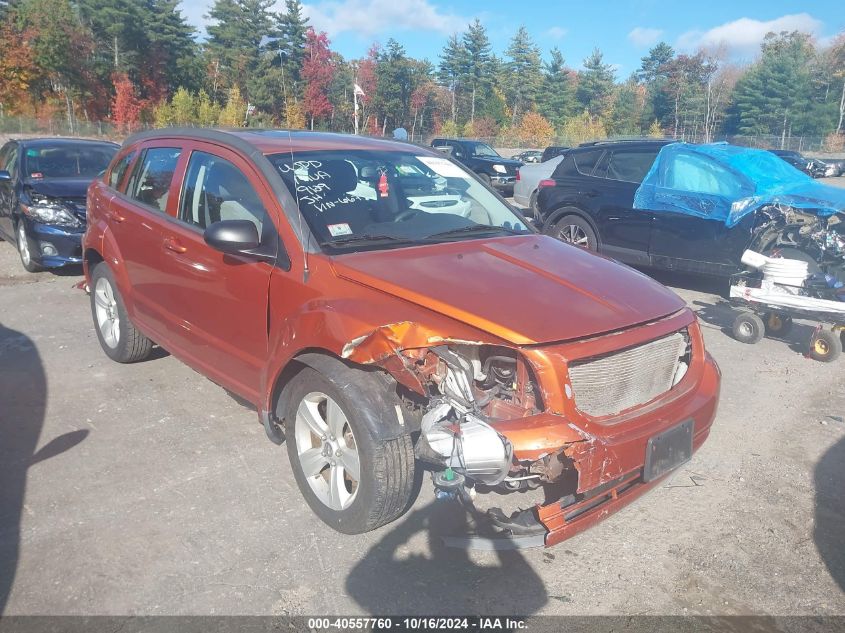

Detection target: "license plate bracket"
[644, 419, 694, 482]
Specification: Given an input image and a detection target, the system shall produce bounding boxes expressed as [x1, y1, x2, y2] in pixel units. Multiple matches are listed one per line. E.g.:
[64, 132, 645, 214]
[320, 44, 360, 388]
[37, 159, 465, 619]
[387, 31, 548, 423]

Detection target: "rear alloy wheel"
[17, 222, 43, 273]
[732, 312, 765, 344]
[90, 263, 153, 363]
[528, 191, 539, 218]
[284, 367, 415, 534]
[549, 214, 597, 251]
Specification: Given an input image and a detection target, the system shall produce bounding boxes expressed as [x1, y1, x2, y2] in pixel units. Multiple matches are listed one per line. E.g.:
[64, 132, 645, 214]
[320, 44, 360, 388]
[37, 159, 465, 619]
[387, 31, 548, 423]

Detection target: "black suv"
[536, 139, 831, 277]
[431, 138, 521, 194]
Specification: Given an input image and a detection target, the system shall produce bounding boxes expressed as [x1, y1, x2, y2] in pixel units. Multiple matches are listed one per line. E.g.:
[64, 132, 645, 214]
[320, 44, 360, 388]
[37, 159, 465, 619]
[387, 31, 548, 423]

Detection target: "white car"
[513, 155, 564, 216]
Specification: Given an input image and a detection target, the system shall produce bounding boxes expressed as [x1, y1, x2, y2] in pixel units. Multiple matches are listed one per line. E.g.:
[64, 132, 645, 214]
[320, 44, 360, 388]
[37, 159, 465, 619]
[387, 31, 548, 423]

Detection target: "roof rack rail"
[577, 137, 675, 147]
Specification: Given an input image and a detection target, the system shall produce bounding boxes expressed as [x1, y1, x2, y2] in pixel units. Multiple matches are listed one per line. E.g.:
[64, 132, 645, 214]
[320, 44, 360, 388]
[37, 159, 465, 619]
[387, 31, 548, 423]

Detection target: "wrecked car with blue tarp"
[536, 140, 845, 277]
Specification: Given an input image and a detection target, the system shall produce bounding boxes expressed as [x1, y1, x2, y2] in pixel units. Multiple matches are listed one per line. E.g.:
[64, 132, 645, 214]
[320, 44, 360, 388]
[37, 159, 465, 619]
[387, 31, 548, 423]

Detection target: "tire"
[284, 367, 415, 534]
[809, 329, 842, 362]
[89, 262, 153, 363]
[764, 312, 793, 337]
[732, 312, 765, 344]
[546, 214, 598, 251]
[528, 190, 539, 218]
[479, 173, 492, 187]
[17, 221, 43, 273]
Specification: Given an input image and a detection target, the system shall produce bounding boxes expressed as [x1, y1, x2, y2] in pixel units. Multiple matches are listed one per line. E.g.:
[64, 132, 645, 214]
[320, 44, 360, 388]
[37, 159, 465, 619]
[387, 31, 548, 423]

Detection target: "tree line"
[1, 0, 844, 149]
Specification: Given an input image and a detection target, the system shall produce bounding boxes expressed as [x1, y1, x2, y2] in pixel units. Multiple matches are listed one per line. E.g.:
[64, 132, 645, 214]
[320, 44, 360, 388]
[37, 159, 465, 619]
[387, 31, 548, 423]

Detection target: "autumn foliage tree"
[302, 28, 334, 129]
[516, 111, 554, 146]
[0, 22, 38, 114]
[110, 73, 142, 133]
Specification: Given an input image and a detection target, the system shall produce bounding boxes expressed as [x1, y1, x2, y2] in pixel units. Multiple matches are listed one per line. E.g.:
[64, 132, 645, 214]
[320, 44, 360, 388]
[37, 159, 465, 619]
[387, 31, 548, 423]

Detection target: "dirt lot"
[1, 224, 844, 617]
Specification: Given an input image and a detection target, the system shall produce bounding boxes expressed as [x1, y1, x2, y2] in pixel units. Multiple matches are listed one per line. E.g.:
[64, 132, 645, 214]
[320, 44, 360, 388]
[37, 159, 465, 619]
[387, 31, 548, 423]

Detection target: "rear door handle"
[163, 237, 187, 254]
[106, 210, 125, 223]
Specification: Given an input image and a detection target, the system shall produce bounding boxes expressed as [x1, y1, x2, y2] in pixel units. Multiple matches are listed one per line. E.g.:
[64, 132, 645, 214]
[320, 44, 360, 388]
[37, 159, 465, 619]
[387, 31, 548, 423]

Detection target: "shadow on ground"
[814, 434, 845, 592]
[0, 322, 86, 614]
[636, 268, 730, 298]
[345, 500, 548, 615]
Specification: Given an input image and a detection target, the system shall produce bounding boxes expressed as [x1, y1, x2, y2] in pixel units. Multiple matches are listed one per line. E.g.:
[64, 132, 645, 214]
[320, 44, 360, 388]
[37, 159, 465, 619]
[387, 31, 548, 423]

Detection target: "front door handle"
[163, 237, 187, 254]
[106, 210, 125, 223]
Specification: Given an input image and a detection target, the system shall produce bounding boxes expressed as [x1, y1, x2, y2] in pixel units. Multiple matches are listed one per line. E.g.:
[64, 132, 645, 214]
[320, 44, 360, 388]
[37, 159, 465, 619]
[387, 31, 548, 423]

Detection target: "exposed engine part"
[432, 469, 470, 503]
[420, 402, 513, 485]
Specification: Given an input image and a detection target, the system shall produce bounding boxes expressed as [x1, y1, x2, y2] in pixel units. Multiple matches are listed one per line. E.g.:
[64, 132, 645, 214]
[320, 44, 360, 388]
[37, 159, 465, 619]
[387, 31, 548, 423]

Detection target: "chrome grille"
[568, 332, 687, 418]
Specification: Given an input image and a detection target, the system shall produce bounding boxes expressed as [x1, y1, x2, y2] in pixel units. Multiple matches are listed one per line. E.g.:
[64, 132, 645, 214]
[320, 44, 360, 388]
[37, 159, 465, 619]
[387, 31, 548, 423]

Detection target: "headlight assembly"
[20, 200, 82, 228]
[492, 164, 507, 174]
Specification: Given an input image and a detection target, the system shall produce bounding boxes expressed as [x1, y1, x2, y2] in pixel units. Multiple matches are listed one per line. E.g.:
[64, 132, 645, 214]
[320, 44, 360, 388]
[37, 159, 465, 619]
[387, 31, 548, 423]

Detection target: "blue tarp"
[634, 142, 845, 227]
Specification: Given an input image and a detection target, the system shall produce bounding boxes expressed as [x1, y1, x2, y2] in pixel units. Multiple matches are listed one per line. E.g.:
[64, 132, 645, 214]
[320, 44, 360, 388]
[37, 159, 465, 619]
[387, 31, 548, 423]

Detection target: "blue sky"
[178, 0, 844, 77]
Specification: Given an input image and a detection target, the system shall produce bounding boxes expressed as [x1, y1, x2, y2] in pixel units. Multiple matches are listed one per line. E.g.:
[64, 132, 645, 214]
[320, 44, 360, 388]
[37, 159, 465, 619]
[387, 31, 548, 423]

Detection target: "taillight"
[538, 179, 555, 189]
[516, 169, 521, 181]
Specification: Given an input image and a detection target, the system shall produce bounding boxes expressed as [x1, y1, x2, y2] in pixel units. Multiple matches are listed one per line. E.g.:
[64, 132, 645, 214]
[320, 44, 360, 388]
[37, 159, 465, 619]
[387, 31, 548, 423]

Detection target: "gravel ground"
[0, 223, 844, 617]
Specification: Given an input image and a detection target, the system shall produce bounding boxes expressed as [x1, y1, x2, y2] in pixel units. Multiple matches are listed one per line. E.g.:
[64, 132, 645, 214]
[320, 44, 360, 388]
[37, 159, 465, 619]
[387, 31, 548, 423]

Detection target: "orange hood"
[330, 234, 686, 346]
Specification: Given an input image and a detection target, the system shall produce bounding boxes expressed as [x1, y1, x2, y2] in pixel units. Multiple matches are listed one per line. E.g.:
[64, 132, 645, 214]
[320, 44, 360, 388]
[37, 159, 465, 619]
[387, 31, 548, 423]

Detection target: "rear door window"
[126, 147, 182, 213]
[108, 151, 136, 191]
[603, 150, 660, 184]
[572, 149, 604, 176]
[179, 151, 266, 232]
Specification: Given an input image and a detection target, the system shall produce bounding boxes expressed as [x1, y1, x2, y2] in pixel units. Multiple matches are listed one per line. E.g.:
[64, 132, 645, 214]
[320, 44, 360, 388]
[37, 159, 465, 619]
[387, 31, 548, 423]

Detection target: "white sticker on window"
[417, 156, 466, 178]
[327, 223, 352, 237]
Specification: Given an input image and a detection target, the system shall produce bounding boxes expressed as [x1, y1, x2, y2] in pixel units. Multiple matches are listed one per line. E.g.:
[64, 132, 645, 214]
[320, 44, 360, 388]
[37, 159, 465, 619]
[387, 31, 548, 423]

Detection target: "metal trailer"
[729, 271, 845, 362]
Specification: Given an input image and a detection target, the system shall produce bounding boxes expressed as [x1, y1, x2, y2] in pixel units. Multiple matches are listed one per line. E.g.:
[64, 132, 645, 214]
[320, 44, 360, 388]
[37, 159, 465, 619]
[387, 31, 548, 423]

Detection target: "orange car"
[83, 129, 720, 546]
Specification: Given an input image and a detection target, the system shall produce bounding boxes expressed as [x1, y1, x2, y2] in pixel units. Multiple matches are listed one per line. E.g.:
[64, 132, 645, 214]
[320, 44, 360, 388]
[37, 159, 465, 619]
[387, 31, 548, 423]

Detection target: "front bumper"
[20, 217, 84, 267]
[490, 175, 516, 192]
[488, 315, 721, 547]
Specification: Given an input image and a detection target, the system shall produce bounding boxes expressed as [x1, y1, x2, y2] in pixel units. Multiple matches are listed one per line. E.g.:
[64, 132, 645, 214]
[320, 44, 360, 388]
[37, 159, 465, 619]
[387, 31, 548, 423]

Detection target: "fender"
[98, 225, 137, 317]
[544, 205, 602, 247]
[268, 351, 407, 443]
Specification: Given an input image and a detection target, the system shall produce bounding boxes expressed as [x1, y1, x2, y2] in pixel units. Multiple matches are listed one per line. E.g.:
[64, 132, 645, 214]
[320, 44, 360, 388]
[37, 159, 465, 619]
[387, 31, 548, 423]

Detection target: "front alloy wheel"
[17, 222, 42, 272]
[283, 366, 415, 534]
[293, 391, 360, 511]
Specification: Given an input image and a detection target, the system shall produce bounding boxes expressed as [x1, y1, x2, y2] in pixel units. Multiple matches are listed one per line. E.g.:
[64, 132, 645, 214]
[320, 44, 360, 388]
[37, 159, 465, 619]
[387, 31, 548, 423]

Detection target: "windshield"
[469, 142, 500, 158]
[268, 149, 530, 251]
[23, 144, 117, 179]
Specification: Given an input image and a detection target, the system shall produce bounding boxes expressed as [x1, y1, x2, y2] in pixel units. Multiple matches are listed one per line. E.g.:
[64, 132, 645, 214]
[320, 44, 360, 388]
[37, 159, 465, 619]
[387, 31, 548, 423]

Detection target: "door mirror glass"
[0, 170, 11, 182]
[204, 219, 261, 254]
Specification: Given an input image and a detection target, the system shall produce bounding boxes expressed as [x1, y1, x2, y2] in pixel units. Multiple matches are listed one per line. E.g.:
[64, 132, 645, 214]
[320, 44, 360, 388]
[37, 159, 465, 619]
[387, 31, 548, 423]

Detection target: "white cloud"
[302, 0, 471, 39]
[546, 26, 568, 41]
[179, 0, 471, 39]
[627, 27, 663, 48]
[677, 13, 823, 56]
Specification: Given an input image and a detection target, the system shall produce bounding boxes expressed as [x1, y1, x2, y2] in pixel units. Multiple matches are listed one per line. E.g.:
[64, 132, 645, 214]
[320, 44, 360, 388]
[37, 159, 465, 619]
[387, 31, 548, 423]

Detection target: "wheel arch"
[544, 206, 602, 247]
[265, 348, 411, 445]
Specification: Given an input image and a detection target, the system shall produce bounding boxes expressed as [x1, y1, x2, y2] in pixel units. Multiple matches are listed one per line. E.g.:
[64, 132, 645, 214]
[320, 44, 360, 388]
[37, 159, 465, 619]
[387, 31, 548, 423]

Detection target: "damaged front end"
[753, 204, 845, 274]
[342, 313, 718, 549]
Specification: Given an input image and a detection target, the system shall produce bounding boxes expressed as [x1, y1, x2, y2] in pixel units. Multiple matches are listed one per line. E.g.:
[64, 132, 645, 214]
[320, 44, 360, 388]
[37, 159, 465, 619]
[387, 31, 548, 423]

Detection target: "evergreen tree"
[728, 32, 815, 142]
[576, 48, 616, 120]
[461, 19, 494, 123]
[205, 0, 273, 102]
[637, 42, 675, 129]
[375, 39, 412, 131]
[503, 26, 542, 123]
[609, 77, 643, 135]
[537, 47, 575, 130]
[438, 33, 466, 123]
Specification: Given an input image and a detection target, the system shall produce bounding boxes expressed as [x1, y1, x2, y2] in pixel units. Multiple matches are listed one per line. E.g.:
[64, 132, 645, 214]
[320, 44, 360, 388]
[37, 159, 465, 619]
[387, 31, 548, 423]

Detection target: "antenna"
[287, 128, 309, 282]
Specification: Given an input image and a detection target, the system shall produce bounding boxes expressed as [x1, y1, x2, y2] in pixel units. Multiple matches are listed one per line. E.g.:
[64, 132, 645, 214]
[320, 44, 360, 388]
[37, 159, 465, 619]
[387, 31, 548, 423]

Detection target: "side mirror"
[0, 170, 11, 182]
[204, 219, 290, 268]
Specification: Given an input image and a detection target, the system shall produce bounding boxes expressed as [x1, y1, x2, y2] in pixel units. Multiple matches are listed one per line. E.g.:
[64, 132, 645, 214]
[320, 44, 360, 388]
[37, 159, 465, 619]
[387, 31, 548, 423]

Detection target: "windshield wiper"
[320, 233, 419, 248]
[424, 224, 523, 240]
